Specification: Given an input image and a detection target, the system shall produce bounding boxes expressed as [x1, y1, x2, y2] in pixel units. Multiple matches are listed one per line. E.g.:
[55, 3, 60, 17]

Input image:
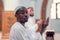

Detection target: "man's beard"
[30, 14, 34, 17]
[20, 18, 28, 23]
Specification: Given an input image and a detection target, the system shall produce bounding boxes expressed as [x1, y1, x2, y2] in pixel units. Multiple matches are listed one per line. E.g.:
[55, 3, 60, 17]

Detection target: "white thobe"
[10, 22, 32, 40]
[25, 16, 38, 32]
[25, 16, 43, 40]
[10, 22, 43, 40]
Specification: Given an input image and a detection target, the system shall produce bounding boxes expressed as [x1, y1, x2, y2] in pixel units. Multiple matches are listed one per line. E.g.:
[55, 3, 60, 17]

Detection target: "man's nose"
[25, 13, 28, 17]
[25, 15, 28, 17]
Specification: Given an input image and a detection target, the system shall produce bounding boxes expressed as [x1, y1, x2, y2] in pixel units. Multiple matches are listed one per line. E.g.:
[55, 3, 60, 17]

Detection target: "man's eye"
[26, 12, 27, 13]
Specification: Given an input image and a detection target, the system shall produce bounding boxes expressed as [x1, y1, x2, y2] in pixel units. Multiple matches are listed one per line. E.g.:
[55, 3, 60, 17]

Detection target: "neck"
[20, 23, 25, 26]
[17, 20, 25, 26]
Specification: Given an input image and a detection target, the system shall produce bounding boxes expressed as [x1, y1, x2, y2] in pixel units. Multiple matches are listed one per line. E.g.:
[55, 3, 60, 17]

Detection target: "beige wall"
[2, 11, 16, 36]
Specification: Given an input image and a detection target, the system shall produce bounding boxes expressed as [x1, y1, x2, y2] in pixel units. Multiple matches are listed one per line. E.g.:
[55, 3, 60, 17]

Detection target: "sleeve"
[29, 24, 38, 32]
[9, 28, 24, 40]
[37, 33, 43, 40]
[30, 32, 43, 40]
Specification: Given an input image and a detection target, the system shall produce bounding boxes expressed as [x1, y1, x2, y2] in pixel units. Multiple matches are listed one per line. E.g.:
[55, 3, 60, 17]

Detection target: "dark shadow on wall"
[0, 0, 4, 31]
[0, 11, 2, 31]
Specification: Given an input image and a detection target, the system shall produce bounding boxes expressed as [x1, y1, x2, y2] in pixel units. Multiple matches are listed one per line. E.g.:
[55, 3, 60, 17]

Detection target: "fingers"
[46, 17, 49, 26]
[36, 19, 43, 26]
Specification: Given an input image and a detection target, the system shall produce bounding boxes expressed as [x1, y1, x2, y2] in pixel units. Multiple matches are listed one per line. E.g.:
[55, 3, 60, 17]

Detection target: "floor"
[0, 32, 9, 40]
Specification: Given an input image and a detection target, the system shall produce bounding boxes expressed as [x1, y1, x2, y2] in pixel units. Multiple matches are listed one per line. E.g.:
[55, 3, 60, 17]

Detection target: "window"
[51, 0, 60, 19]
[56, 3, 60, 19]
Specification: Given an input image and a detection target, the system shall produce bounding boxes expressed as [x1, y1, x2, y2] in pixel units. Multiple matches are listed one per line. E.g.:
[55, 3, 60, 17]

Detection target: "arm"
[40, 17, 49, 35]
[36, 17, 49, 35]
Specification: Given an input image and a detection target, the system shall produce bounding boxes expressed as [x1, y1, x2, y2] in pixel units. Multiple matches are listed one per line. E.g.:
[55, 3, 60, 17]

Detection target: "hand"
[36, 19, 43, 27]
[40, 17, 49, 34]
[42, 17, 49, 28]
[36, 17, 49, 34]
[36, 19, 43, 32]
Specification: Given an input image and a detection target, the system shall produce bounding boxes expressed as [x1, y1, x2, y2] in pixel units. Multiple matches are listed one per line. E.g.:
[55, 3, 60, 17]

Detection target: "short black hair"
[15, 6, 27, 15]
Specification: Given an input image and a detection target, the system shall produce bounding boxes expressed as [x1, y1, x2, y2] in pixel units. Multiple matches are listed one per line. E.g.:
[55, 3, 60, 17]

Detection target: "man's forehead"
[14, 6, 27, 14]
[28, 8, 34, 11]
[28, 9, 31, 11]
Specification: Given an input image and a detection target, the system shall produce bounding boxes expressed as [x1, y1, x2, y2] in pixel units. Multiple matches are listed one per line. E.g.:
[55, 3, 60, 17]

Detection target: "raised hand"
[41, 17, 49, 34]
[36, 19, 43, 32]
[42, 17, 49, 28]
[36, 17, 49, 34]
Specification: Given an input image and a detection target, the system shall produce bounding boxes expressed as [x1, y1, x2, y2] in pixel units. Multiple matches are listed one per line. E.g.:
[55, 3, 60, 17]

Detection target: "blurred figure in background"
[25, 7, 49, 40]
[25, 7, 38, 32]
[25, 7, 43, 40]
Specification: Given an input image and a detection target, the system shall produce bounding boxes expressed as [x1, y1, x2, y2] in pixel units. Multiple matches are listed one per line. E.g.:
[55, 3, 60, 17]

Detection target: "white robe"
[10, 22, 43, 40]
[25, 16, 43, 40]
[25, 16, 38, 32]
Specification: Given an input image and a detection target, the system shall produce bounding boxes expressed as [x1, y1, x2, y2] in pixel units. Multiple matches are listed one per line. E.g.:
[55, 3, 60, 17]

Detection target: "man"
[25, 7, 38, 32]
[25, 7, 49, 40]
[10, 6, 49, 40]
[24, 7, 43, 40]
[10, 6, 30, 40]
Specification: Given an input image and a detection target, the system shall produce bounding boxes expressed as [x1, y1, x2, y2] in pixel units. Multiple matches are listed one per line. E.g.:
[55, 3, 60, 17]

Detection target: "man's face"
[28, 8, 34, 17]
[16, 10, 28, 23]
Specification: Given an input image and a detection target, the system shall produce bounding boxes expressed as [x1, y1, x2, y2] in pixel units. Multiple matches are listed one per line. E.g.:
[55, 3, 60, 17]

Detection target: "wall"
[3, 0, 35, 11]
[54, 32, 60, 40]
[2, 11, 16, 39]
[0, 0, 4, 31]
[3, 0, 19, 10]
[34, 0, 43, 19]
[46, 0, 60, 32]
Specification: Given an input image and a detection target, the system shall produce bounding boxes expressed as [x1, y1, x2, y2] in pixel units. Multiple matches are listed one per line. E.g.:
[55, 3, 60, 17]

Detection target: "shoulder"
[11, 22, 26, 31]
[10, 22, 22, 32]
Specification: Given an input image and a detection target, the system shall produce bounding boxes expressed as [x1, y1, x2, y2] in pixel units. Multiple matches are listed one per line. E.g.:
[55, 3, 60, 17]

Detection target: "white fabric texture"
[10, 22, 43, 40]
[25, 16, 43, 40]
[25, 16, 38, 32]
